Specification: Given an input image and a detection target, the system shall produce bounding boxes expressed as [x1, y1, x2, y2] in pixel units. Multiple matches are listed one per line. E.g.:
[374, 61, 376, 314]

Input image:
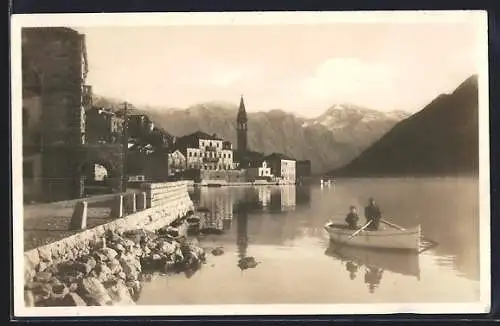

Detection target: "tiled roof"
[175, 131, 225, 152]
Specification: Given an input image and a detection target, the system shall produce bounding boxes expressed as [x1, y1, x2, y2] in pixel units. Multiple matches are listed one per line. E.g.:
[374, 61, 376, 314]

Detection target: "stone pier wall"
[141, 181, 192, 209]
[24, 181, 194, 282]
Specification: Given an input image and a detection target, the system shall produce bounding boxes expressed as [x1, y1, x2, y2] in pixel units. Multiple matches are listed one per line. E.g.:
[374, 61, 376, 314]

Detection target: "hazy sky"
[76, 21, 480, 117]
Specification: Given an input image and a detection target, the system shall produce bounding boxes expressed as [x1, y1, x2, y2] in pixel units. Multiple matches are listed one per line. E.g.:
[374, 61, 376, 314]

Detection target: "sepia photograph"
[11, 11, 490, 316]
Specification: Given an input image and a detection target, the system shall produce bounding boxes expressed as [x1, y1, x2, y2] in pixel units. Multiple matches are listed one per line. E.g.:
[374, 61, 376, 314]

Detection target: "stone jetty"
[23, 181, 204, 307]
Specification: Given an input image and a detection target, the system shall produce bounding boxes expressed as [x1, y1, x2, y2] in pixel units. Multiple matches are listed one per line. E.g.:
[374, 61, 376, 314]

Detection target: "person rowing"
[364, 198, 382, 231]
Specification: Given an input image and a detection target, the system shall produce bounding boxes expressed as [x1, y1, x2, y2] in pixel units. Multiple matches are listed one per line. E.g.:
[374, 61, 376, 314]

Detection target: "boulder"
[79, 256, 97, 274]
[238, 257, 260, 270]
[107, 280, 135, 305]
[79, 276, 113, 306]
[50, 283, 69, 301]
[106, 258, 123, 275]
[119, 256, 141, 281]
[157, 241, 176, 256]
[37, 261, 49, 273]
[97, 248, 118, 261]
[24, 250, 41, 270]
[38, 246, 53, 263]
[24, 290, 35, 307]
[34, 271, 52, 283]
[24, 266, 36, 284]
[95, 263, 113, 283]
[66, 292, 87, 306]
[125, 280, 142, 301]
[31, 283, 52, 303]
[211, 247, 224, 256]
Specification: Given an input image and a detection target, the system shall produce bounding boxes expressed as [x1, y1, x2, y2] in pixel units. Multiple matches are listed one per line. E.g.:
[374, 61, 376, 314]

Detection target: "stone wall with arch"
[77, 144, 125, 196]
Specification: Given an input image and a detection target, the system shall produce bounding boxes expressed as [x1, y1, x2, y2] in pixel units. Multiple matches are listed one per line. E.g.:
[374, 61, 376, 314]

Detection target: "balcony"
[205, 146, 217, 151]
[203, 157, 219, 163]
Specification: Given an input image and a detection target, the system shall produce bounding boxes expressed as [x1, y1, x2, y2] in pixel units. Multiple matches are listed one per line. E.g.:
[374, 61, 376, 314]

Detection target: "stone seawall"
[24, 181, 194, 284]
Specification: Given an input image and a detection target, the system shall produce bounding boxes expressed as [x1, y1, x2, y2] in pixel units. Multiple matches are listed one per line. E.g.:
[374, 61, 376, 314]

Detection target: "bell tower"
[236, 95, 248, 153]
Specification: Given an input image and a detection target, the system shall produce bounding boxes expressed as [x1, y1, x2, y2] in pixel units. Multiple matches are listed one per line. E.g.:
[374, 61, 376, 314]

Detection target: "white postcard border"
[11, 10, 491, 317]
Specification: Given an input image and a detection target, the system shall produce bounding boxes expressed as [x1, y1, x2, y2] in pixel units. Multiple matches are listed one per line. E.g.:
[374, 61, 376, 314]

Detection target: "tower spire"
[236, 95, 249, 164]
[237, 95, 247, 122]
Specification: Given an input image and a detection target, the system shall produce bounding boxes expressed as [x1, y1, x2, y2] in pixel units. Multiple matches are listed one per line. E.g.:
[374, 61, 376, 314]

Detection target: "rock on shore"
[24, 226, 207, 307]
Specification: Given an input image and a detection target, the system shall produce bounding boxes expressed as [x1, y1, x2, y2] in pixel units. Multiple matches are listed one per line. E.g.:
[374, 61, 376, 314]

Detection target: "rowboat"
[324, 222, 421, 252]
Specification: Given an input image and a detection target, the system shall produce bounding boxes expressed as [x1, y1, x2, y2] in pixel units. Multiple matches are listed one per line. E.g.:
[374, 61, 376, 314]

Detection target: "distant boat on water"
[320, 177, 335, 187]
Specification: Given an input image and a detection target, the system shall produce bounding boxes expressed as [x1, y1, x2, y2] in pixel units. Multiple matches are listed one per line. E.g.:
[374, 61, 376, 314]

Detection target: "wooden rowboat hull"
[324, 222, 421, 252]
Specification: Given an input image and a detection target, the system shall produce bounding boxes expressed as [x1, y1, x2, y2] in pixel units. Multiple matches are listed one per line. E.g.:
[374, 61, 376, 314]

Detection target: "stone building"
[168, 149, 187, 175]
[264, 153, 297, 184]
[85, 107, 124, 144]
[175, 131, 235, 171]
[22, 27, 91, 202]
[246, 160, 273, 181]
[127, 113, 155, 140]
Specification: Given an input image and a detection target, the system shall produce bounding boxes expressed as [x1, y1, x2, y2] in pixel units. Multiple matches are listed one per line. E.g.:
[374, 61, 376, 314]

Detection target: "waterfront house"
[264, 153, 297, 184]
[246, 160, 273, 181]
[168, 149, 187, 175]
[175, 131, 235, 171]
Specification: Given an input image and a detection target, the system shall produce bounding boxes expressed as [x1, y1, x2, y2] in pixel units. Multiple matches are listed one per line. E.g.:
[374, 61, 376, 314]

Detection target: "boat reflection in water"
[325, 243, 421, 294]
[235, 200, 260, 272]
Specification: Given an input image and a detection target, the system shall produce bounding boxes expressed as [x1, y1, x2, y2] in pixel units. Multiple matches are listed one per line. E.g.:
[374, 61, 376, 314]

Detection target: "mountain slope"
[90, 96, 409, 174]
[303, 104, 410, 149]
[145, 103, 357, 173]
[332, 75, 479, 177]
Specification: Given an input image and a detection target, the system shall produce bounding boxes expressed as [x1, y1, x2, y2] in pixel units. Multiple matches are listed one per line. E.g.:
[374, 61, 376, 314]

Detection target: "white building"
[265, 153, 297, 184]
[168, 149, 187, 175]
[246, 160, 273, 180]
[176, 131, 235, 171]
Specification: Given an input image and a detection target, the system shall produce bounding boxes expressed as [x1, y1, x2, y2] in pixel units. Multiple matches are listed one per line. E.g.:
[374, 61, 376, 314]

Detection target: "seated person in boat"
[364, 198, 382, 230]
[345, 205, 359, 229]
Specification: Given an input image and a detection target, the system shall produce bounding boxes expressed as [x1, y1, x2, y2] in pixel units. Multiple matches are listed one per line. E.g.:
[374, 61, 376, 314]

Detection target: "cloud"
[175, 62, 263, 89]
[297, 57, 398, 111]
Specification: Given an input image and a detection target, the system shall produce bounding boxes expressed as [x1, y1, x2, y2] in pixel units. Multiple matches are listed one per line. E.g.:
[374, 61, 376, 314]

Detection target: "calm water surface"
[137, 178, 480, 304]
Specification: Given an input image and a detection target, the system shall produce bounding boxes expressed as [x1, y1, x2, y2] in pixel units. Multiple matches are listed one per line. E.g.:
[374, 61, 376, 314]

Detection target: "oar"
[380, 218, 406, 231]
[331, 220, 372, 253]
[348, 220, 372, 239]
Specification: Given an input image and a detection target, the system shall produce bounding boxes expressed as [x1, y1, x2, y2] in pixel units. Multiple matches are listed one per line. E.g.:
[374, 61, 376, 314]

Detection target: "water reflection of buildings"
[236, 201, 249, 260]
[190, 185, 310, 217]
[257, 186, 271, 207]
[188, 185, 311, 242]
[190, 187, 235, 231]
[280, 186, 296, 211]
[267, 185, 297, 212]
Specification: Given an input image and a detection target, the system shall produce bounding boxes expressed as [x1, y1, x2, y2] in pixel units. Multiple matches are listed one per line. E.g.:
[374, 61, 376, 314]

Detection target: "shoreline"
[192, 181, 298, 187]
[23, 181, 198, 307]
[24, 214, 206, 307]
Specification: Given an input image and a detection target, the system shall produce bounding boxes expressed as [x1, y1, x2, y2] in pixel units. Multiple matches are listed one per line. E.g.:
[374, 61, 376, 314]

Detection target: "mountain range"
[91, 96, 408, 174]
[332, 75, 479, 177]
